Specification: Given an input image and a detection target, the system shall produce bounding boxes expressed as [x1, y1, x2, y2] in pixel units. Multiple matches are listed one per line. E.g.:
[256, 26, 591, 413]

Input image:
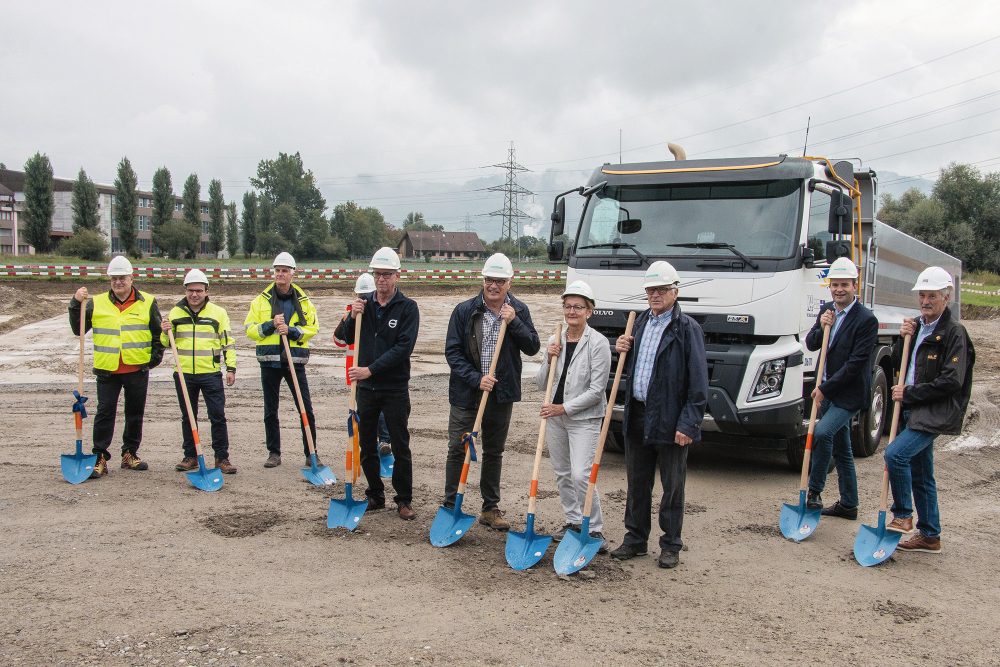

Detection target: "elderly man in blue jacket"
[443, 253, 540, 531]
[612, 261, 708, 569]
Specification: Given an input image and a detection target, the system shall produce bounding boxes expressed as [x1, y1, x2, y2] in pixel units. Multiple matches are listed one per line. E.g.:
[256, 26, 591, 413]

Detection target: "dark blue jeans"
[173, 372, 229, 459]
[808, 400, 859, 508]
[260, 365, 317, 458]
[884, 425, 940, 538]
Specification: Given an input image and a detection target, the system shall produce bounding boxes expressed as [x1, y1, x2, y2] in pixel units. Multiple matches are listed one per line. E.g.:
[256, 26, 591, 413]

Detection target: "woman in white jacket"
[537, 280, 613, 548]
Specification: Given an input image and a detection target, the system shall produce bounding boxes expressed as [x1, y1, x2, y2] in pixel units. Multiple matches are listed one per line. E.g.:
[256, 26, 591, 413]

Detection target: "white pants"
[546, 414, 604, 533]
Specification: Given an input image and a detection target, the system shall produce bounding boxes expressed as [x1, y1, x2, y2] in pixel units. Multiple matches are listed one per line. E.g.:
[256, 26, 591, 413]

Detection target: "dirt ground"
[1, 281, 998, 666]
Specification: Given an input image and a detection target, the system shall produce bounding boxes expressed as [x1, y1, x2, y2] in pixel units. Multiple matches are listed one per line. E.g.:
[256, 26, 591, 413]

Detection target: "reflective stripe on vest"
[91, 292, 155, 371]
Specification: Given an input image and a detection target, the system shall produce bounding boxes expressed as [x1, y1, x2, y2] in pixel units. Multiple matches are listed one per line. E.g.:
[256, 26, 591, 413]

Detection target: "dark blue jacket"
[333, 288, 419, 391]
[805, 299, 878, 413]
[622, 303, 708, 446]
[445, 291, 540, 408]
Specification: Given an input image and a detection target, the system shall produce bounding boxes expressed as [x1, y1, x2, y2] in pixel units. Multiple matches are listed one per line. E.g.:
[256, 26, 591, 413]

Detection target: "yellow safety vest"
[161, 299, 236, 375]
[91, 291, 156, 371]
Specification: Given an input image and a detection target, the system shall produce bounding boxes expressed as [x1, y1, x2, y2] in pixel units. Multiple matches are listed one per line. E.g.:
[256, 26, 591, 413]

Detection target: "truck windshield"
[574, 179, 801, 260]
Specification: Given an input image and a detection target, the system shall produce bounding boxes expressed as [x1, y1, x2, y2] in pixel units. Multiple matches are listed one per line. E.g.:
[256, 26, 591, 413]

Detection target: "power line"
[486, 142, 534, 243]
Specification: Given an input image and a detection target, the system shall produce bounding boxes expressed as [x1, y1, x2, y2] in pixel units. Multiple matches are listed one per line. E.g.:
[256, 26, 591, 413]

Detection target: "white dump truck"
[547, 149, 962, 468]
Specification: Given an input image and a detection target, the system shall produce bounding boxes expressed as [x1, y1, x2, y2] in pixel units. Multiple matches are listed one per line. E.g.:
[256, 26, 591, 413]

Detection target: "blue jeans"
[808, 401, 859, 508]
[884, 425, 940, 538]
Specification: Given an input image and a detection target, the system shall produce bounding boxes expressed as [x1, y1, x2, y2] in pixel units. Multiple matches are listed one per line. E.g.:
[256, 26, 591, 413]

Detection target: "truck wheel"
[605, 424, 625, 453]
[851, 365, 887, 458]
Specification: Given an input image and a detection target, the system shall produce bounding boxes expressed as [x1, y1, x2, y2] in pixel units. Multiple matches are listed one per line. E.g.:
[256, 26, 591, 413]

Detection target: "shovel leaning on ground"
[328, 309, 368, 529]
[506, 323, 561, 570]
[430, 320, 508, 548]
[855, 334, 911, 567]
[779, 323, 830, 542]
[554, 311, 636, 575]
[61, 300, 98, 484]
[281, 334, 336, 486]
[167, 329, 223, 493]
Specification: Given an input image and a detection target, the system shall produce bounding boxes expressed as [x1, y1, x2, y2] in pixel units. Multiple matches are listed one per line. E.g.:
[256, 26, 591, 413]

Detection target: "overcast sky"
[3, 1, 999, 239]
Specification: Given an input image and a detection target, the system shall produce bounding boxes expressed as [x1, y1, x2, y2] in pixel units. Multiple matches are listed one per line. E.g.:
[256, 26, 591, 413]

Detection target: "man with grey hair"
[885, 266, 975, 554]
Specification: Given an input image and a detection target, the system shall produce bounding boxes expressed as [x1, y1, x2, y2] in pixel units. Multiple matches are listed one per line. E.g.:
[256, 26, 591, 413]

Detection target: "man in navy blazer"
[805, 257, 878, 519]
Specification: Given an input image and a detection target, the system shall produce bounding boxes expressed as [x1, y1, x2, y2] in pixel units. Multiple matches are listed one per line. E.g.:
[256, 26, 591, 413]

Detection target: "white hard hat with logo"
[562, 280, 595, 305]
[642, 261, 681, 289]
[369, 247, 401, 271]
[912, 266, 953, 291]
[354, 272, 376, 294]
[106, 255, 133, 277]
[827, 257, 859, 280]
[272, 252, 296, 269]
[183, 268, 209, 286]
[482, 253, 514, 279]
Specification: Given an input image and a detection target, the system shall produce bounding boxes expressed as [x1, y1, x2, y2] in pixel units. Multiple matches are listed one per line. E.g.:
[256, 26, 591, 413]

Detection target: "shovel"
[554, 311, 636, 575]
[379, 444, 395, 479]
[855, 335, 911, 567]
[328, 310, 368, 529]
[506, 323, 562, 570]
[167, 329, 223, 493]
[430, 320, 508, 548]
[61, 300, 98, 484]
[779, 323, 831, 541]
[282, 334, 336, 486]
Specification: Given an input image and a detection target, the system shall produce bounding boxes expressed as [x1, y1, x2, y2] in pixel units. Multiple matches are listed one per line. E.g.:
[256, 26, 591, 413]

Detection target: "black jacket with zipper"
[333, 288, 419, 391]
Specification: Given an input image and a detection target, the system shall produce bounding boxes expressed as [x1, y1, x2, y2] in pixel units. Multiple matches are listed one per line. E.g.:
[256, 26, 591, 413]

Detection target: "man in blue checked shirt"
[611, 261, 708, 570]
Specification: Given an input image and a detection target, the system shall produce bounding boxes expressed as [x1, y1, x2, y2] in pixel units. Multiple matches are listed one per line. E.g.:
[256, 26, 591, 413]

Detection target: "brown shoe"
[121, 452, 148, 471]
[479, 508, 510, 531]
[898, 534, 941, 553]
[175, 457, 198, 472]
[90, 457, 108, 479]
[264, 453, 281, 468]
[215, 458, 237, 475]
[397, 504, 416, 521]
[887, 516, 914, 534]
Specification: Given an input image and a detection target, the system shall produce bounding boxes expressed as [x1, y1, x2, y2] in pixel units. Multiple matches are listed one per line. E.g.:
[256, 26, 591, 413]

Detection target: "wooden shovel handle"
[168, 328, 204, 457]
[78, 298, 87, 395]
[799, 324, 831, 491]
[527, 323, 561, 515]
[347, 309, 363, 481]
[281, 334, 318, 457]
[879, 334, 912, 512]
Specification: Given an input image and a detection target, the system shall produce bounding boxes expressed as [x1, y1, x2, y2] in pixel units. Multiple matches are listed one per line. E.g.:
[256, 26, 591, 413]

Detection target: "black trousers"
[356, 386, 412, 505]
[260, 365, 316, 458]
[444, 395, 513, 511]
[172, 372, 229, 459]
[93, 370, 149, 459]
[622, 401, 690, 553]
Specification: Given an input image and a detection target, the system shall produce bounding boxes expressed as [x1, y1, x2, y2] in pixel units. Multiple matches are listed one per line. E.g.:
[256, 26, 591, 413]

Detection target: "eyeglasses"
[374, 271, 396, 280]
[562, 304, 588, 312]
[484, 277, 508, 286]
[645, 286, 676, 295]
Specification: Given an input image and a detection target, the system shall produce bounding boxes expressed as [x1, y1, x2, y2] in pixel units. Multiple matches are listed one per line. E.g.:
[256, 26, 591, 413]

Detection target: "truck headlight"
[749, 358, 787, 402]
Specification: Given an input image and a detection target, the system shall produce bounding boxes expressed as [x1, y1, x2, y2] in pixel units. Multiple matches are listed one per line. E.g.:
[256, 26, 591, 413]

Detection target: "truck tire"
[851, 365, 887, 458]
[605, 424, 625, 453]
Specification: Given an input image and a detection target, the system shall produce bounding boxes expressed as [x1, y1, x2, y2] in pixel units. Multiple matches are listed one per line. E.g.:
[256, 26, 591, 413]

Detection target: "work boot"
[175, 457, 198, 472]
[304, 455, 324, 468]
[887, 516, 914, 534]
[121, 452, 148, 471]
[553, 522, 581, 543]
[264, 453, 281, 468]
[591, 531, 610, 555]
[610, 542, 648, 560]
[215, 458, 237, 475]
[821, 501, 858, 520]
[806, 490, 823, 510]
[397, 504, 416, 521]
[479, 508, 510, 531]
[90, 456, 108, 479]
[897, 534, 941, 553]
[657, 550, 680, 569]
[378, 441, 392, 457]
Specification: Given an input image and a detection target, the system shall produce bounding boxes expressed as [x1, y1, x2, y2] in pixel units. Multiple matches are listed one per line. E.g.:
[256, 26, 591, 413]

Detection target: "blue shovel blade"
[779, 490, 821, 541]
[301, 453, 337, 486]
[61, 440, 97, 485]
[328, 484, 368, 530]
[430, 502, 475, 547]
[854, 511, 901, 567]
[505, 529, 553, 571]
[187, 455, 223, 492]
[553, 526, 601, 575]
[379, 450, 395, 478]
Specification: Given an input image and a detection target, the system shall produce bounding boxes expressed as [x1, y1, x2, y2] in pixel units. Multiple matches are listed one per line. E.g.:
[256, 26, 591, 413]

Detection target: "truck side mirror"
[825, 239, 851, 261]
[618, 218, 642, 235]
[827, 190, 854, 235]
[800, 244, 815, 268]
[548, 239, 565, 262]
[550, 198, 565, 238]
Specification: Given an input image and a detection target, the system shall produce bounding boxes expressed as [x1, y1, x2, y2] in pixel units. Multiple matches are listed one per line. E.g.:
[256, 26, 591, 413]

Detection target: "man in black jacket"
[443, 253, 540, 530]
[804, 257, 879, 519]
[611, 261, 708, 569]
[885, 266, 975, 554]
[334, 248, 420, 520]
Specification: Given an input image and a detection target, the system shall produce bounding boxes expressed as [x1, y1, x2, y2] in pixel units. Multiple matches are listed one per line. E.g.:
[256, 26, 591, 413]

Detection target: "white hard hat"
[642, 261, 680, 289]
[106, 255, 133, 277]
[482, 253, 514, 279]
[354, 272, 376, 294]
[369, 246, 401, 271]
[912, 266, 953, 291]
[562, 280, 595, 305]
[272, 252, 296, 269]
[183, 268, 209, 286]
[827, 257, 859, 280]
